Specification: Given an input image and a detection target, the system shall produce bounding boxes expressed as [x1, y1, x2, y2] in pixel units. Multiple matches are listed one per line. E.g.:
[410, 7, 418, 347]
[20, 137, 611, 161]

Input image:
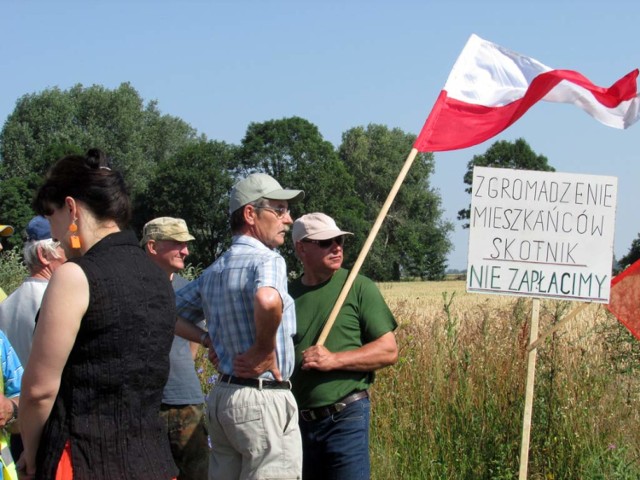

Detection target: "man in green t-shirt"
[289, 212, 398, 480]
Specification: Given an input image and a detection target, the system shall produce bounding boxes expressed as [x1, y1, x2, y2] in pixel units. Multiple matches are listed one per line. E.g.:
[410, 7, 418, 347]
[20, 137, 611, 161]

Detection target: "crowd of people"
[0, 149, 398, 480]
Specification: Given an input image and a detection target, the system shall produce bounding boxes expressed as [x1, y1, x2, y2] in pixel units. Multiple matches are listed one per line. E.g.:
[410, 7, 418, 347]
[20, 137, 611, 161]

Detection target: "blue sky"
[2, 1, 639, 270]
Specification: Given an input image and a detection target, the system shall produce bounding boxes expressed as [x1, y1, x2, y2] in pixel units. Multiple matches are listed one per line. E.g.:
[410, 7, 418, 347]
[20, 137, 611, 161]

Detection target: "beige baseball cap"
[229, 173, 304, 214]
[140, 217, 195, 246]
[292, 213, 353, 243]
[0, 224, 14, 237]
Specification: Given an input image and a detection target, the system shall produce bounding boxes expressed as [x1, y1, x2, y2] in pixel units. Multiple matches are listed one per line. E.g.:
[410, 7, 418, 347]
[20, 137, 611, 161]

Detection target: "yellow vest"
[0, 371, 18, 480]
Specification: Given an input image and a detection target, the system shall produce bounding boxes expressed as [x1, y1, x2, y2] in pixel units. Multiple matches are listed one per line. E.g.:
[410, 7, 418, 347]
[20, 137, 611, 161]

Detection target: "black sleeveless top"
[36, 230, 179, 479]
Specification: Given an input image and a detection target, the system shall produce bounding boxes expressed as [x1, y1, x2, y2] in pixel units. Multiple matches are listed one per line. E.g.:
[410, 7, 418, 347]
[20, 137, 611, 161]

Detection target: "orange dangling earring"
[69, 220, 81, 249]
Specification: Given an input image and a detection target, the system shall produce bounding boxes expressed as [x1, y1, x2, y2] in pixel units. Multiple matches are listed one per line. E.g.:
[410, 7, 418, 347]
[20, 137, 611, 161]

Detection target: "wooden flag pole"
[316, 147, 420, 346]
[519, 298, 540, 480]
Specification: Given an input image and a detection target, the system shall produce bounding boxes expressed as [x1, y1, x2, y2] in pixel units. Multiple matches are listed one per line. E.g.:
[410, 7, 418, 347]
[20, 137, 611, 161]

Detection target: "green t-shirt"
[289, 268, 397, 409]
[0, 288, 6, 303]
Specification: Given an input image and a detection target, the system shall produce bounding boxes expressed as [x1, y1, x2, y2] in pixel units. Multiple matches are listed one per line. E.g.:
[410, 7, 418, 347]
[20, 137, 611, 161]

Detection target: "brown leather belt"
[218, 374, 292, 390]
[299, 390, 369, 422]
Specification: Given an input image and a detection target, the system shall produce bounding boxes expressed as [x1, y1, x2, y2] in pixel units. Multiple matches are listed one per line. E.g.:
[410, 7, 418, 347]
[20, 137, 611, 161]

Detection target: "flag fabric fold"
[414, 34, 640, 152]
[606, 259, 640, 341]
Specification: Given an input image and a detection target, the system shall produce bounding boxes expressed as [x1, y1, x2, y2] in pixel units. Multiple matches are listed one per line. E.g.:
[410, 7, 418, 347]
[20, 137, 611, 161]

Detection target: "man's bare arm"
[302, 331, 398, 372]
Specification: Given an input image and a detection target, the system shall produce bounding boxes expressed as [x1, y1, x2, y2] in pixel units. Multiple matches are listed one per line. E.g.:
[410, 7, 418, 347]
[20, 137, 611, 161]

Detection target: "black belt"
[299, 390, 369, 421]
[218, 374, 292, 390]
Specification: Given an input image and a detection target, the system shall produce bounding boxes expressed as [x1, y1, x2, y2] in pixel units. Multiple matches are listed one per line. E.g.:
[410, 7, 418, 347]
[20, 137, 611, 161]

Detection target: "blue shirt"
[1, 331, 21, 479]
[1, 330, 22, 398]
[163, 274, 205, 405]
[175, 235, 296, 380]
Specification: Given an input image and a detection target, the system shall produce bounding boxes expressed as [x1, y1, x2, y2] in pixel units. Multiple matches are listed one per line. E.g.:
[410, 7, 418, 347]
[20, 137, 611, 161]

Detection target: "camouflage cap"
[140, 217, 195, 246]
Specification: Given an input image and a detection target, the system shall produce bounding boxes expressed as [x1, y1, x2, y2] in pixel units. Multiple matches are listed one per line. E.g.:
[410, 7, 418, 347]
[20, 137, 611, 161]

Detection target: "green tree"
[0, 174, 42, 249]
[237, 117, 365, 274]
[458, 138, 555, 228]
[0, 83, 200, 196]
[0, 142, 85, 251]
[34, 143, 84, 177]
[133, 140, 237, 267]
[617, 234, 640, 271]
[339, 124, 453, 281]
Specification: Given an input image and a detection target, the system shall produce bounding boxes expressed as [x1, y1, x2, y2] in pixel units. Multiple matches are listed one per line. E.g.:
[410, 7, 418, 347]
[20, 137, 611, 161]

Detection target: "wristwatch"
[4, 399, 18, 427]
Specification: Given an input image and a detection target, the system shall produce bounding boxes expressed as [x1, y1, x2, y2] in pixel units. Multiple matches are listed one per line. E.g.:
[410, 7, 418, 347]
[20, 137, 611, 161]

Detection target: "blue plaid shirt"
[176, 235, 296, 380]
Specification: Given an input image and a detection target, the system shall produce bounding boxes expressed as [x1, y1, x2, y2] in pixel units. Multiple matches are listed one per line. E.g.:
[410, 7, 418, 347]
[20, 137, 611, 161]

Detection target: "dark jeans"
[299, 396, 371, 480]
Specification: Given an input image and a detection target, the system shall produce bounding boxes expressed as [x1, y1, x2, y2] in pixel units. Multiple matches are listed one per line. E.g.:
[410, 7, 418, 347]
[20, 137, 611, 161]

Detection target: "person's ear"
[294, 241, 306, 259]
[244, 204, 257, 226]
[146, 239, 158, 255]
[64, 196, 77, 218]
[37, 244, 51, 266]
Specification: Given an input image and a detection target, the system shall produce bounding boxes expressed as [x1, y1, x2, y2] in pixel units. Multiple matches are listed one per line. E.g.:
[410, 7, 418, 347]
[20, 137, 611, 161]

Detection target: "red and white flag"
[606, 260, 640, 341]
[414, 34, 640, 152]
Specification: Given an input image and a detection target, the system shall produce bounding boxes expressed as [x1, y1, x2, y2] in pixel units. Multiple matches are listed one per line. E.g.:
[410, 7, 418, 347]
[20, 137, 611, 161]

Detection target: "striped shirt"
[175, 235, 296, 380]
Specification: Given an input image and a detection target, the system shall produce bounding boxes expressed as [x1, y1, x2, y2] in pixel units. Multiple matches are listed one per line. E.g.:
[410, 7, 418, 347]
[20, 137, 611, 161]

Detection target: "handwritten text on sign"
[467, 166, 617, 302]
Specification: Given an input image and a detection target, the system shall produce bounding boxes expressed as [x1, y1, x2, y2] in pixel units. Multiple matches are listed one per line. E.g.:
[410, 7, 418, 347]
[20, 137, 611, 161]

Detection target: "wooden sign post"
[466, 166, 618, 478]
[519, 298, 540, 479]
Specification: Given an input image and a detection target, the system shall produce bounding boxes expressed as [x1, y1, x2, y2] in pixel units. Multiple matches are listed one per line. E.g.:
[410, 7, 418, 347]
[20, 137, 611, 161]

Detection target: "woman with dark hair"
[17, 149, 178, 479]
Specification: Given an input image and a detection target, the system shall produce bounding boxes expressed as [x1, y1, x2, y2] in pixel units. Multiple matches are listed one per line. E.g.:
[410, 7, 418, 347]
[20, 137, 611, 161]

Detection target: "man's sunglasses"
[302, 236, 345, 249]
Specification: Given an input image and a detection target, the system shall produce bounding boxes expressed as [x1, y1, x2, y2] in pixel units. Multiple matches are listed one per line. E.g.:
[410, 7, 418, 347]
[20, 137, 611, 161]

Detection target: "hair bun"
[85, 148, 110, 170]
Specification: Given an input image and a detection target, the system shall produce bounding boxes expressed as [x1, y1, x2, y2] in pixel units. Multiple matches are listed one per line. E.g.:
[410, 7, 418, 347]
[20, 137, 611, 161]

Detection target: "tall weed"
[0, 246, 28, 295]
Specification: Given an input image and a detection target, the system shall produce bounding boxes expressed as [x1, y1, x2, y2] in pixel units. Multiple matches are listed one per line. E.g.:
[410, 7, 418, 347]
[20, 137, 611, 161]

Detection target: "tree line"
[4, 83, 632, 278]
[0, 83, 454, 281]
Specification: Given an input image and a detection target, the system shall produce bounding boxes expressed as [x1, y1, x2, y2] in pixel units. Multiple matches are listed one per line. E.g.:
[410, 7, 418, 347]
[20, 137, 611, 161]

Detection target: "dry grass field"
[369, 280, 640, 479]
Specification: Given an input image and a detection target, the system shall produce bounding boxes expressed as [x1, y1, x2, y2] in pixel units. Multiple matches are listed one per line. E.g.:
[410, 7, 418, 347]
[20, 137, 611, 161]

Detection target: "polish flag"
[414, 34, 640, 152]
[606, 260, 640, 341]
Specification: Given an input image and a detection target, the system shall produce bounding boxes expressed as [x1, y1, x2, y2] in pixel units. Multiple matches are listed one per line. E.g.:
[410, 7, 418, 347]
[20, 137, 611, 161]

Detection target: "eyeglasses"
[302, 236, 345, 249]
[254, 206, 290, 219]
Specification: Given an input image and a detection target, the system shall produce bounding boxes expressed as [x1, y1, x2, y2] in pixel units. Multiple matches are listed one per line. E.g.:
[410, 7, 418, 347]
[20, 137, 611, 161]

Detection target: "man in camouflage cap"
[142, 217, 208, 480]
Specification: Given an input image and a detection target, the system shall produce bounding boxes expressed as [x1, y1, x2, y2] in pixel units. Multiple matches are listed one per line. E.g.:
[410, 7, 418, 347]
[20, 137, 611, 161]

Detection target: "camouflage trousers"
[160, 403, 210, 480]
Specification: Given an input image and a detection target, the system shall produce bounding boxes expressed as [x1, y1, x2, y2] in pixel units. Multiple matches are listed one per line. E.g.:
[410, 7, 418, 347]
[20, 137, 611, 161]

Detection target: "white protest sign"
[467, 166, 617, 303]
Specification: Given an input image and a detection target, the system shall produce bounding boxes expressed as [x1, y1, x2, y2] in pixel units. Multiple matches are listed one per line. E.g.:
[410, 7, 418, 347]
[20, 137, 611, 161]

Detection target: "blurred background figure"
[0, 330, 22, 480]
[0, 216, 66, 463]
[0, 216, 66, 366]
